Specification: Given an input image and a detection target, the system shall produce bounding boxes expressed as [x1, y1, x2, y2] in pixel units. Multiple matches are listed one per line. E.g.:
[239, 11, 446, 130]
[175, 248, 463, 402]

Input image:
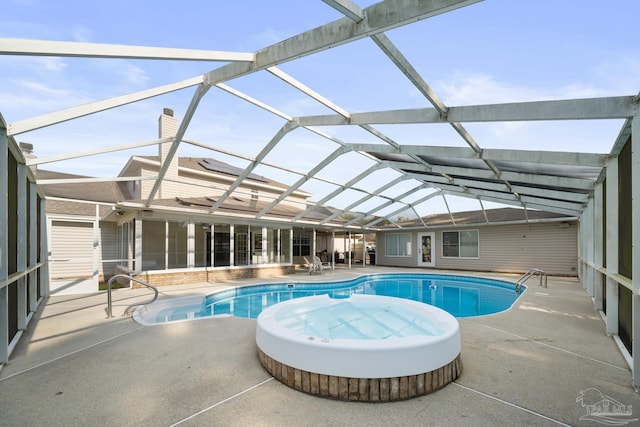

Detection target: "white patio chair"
[303, 256, 317, 274]
[313, 255, 332, 272]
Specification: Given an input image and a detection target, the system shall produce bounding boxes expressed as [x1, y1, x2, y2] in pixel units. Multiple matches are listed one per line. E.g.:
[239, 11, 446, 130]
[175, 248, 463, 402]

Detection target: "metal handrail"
[105, 274, 158, 318]
[515, 268, 547, 293]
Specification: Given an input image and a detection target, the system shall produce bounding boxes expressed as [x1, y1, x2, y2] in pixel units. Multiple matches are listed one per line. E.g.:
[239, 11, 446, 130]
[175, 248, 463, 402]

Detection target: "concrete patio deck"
[1, 267, 637, 426]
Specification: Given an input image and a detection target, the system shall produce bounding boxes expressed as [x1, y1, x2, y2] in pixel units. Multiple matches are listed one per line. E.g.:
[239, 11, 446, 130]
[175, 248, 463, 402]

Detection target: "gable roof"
[37, 169, 132, 203]
[130, 155, 293, 191]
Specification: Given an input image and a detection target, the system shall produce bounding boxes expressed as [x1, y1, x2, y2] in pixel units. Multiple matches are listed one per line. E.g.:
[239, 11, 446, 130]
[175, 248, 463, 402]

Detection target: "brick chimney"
[158, 108, 179, 199]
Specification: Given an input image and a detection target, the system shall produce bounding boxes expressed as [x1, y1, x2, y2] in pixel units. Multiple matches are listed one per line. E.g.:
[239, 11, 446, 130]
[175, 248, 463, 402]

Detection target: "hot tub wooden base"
[257, 349, 462, 402]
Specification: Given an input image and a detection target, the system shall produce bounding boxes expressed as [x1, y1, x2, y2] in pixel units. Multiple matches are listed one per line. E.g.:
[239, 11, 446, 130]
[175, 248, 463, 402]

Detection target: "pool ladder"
[515, 268, 547, 294]
[105, 274, 158, 318]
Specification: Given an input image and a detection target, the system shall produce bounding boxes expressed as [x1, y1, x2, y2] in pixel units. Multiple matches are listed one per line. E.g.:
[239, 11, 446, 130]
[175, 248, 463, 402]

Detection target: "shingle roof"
[37, 169, 131, 203]
[45, 199, 113, 217]
[137, 156, 291, 191]
[137, 195, 344, 224]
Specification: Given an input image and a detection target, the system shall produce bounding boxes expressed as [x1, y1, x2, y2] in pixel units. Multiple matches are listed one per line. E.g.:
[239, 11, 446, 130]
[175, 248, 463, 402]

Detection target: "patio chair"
[303, 256, 317, 274]
[313, 255, 332, 272]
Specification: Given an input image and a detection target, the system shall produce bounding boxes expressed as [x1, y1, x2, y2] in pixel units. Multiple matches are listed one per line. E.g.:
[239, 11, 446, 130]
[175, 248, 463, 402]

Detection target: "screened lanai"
[1, 0, 639, 388]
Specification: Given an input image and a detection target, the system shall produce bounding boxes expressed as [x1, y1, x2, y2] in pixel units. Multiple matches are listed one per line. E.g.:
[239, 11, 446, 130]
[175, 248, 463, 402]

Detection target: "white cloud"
[1, 78, 90, 115]
[435, 56, 638, 108]
[71, 26, 92, 43]
[255, 27, 282, 46]
[120, 63, 149, 85]
[436, 72, 551, 106]
[0, 55, 67, 73]
[424, 72, 624, 153]
[39, 57, 67, 72]
[591, 54, 640, 95]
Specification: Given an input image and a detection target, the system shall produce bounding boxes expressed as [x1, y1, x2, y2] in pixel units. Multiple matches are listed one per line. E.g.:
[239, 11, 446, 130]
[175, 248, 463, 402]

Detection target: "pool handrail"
[106, 274, 158, 318]
[516, 268, 547, 293]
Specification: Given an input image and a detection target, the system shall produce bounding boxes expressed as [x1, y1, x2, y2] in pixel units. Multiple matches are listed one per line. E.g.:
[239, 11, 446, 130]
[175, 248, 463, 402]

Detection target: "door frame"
[417, 232, 435, 267]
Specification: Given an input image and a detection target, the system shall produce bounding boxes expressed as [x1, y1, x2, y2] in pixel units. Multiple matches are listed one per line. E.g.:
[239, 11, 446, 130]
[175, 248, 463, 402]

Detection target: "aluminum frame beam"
[208, 121, 299, 213]
[27, 138, 172, 166]
[0, 38, 254, 62]
[8, 77, 203, 136]
[204, 0, 481, 84]
[256, 146, 347, 218]
[295, 96, 638, 127]
[292, 163, 386, 221]
[321, 0, 365, 22]
[145, 83, 210, 207]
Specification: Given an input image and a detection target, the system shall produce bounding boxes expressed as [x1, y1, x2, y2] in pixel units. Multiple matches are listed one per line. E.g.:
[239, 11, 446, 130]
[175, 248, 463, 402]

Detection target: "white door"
[417, 232, 435, 267]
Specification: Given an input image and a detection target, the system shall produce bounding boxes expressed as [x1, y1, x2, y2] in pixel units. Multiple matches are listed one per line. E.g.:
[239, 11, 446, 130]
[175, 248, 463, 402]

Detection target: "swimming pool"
[134, 273, 524, 325]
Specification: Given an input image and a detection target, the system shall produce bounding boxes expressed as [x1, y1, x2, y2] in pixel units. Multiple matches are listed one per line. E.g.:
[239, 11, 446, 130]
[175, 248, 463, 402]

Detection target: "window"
[234, 225, 249, 266]
[141, 219, 188, 270]
[194, 223, 211, 268]
[252, 230, 263, 264]
[167, 221, 187, 268]
[442, 230, 479, 258]
[293, 231, 311, 257]
[385, 233, 412, 257]
[142, 220, 166, 270]
[117, 220, 135, 270]
[213, 224, 230, 267]
[280, 229, 291, 263]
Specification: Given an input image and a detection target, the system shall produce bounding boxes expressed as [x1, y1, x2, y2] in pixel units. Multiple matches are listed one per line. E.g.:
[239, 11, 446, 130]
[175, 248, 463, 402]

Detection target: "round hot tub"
[256, 294, 461, 402]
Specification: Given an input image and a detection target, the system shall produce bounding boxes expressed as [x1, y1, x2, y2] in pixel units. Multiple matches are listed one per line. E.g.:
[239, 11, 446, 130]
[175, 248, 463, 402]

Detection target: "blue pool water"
[152, 273, 524, 323]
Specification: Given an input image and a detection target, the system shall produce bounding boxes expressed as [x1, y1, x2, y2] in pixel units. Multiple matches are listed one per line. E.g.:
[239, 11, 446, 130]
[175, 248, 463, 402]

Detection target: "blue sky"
[1, 0, 639, 214]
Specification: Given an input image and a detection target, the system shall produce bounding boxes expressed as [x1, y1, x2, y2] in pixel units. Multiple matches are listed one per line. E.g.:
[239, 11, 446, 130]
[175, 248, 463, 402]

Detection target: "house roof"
[120, 195, 349, 227]
[37, 165, 343, 225]
[36, 169, 133, 203]
[132, 156, 293, 192]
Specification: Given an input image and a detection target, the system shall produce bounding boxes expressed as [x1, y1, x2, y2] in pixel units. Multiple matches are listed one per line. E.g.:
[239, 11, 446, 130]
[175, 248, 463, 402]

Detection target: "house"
[375, 208, 577, 275]
[38, 110, 577, 297]
[35, 109, 581, 294]
[36, 109, 369, 294]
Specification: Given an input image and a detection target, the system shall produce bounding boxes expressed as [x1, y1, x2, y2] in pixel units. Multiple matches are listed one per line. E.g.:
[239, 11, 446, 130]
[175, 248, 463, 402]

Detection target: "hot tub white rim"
[256, 326, 461, 378]
[256, 294, 461, 378]
[258, 294, 459, 345]
[257, 319, 459, 350]
[268, 294, 458, 330]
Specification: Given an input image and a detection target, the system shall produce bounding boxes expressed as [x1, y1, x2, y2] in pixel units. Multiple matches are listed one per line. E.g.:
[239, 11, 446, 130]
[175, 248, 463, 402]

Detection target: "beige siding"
[139, 165, 156, 200]
[376, 231, 419, 268]
[376, 221, 578, 276]
[435, 223, 578, 275]
[137, 166, 306, 208]
[49, 220, 94, 279]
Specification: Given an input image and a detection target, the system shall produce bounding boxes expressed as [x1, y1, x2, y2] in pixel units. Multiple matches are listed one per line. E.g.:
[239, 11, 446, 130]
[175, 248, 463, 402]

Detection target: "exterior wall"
[435, 222, 577, 275]
[133, 164, 307, 209]
[48, 218, 116, 283]
[139, 164, 156, 200]
[133, 265, 295, 287]
[48, 219, 95, 279]
[376, 221, 578, 276]
[47, 215, 300, 291]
